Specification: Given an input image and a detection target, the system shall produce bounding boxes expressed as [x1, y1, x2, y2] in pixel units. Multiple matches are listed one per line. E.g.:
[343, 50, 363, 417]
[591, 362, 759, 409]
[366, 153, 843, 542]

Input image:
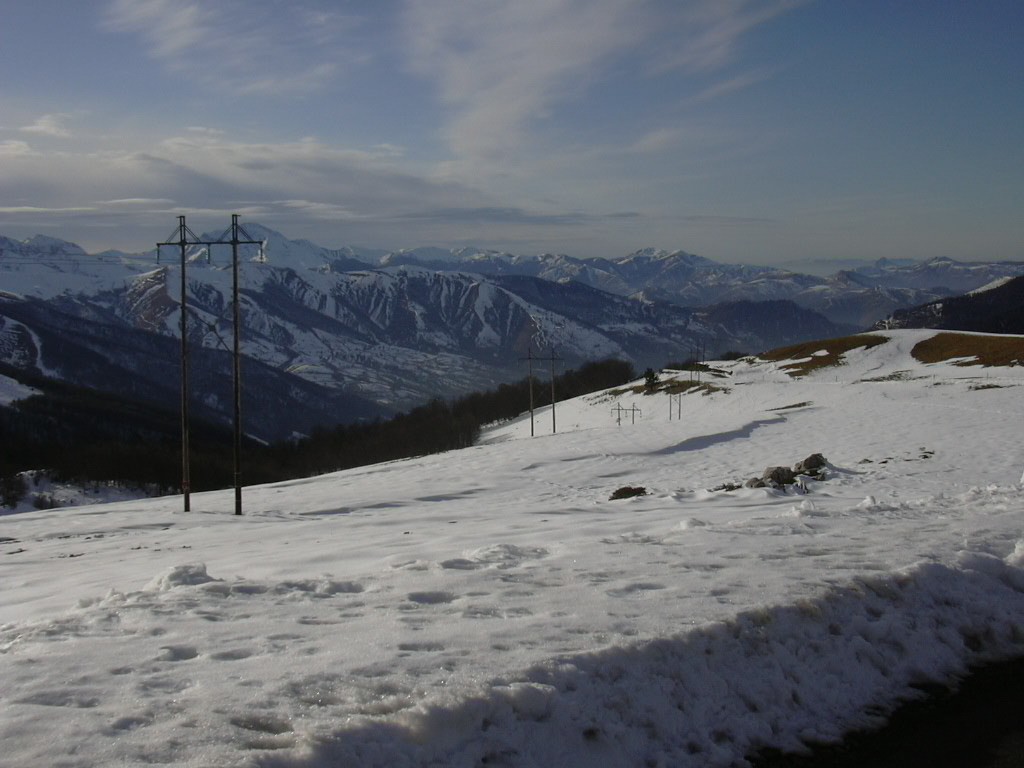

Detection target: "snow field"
[1, 330, 1024, 766]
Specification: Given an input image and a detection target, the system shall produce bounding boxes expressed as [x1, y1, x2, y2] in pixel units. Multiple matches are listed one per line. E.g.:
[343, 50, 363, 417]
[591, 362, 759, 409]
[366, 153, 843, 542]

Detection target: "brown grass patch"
[664, 363, 730, 379]
[660, 380, 726, 396]
[758, 334, 889, 377]
[911, 332, 1024, 367]
[624, 379, 727, 396]
[634, 380, 724, 397]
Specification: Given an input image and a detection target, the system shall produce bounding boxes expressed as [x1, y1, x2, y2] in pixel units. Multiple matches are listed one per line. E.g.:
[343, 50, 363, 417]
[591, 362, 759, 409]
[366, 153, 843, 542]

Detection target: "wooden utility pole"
[520, 347, 535, 436]
[158, 216, 199, 512]
[226, 215, 262, 516]
[547, 347, 561, 434]
[157, 215, 263, 515]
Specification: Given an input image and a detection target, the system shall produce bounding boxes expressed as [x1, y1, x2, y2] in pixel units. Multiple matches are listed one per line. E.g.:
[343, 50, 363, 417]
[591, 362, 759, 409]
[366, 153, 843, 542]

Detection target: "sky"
[1, 1, 1022, 267]
[3, 330, 1024, 765]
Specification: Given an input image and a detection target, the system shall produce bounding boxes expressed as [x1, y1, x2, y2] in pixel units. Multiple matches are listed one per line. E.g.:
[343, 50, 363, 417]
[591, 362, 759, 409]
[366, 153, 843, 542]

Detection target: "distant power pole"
[669, 392, 682, 421]
[691, 344, 702, 385]
[630, 403, 641, 424]
[611, 403, 642, 426]
[520, 346, 562, 436]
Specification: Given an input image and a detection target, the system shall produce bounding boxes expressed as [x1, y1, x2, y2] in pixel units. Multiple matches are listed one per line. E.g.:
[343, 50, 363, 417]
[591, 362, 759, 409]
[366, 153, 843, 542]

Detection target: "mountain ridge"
[3, 225, 1021, 436]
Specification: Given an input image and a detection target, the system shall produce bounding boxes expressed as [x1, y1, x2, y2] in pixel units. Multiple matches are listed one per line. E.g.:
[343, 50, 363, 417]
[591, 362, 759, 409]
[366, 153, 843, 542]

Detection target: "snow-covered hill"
[3, 329, 1023, 766]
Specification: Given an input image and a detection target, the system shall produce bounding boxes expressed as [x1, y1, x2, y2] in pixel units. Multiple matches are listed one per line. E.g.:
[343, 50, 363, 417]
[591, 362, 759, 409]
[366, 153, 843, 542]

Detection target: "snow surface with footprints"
[3, 329, 1024, 767]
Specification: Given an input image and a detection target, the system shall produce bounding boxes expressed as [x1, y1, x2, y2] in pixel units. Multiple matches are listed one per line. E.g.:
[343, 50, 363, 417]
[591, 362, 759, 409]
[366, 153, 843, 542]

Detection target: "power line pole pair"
[156, 215, 263, 516]
[611, 403, 642, 425]
[690, 342, 706, 384]
[520, 346, 561, 436]
[668, 392, 683, 421]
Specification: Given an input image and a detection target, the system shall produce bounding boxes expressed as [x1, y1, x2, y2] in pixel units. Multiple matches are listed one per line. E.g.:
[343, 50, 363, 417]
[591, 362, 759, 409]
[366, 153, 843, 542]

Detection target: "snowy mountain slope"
[3, 229, 788, 412]
[7, 228, 1023, 326]
[0, 371, 37, 406]
[382, 246, 1022, 326]
[2, 329, 1024, 766]
[55, 260, 766, 410]
[852, 256, 1024, 292]
[0, 234, 150, 300]
[4, 226, 1020, 420]
[193, 223, 383, 274]
[0, 293, 387, 442]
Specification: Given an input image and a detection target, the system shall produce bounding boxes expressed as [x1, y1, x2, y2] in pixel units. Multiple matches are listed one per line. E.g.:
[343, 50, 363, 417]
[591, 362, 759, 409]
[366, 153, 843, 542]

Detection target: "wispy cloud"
[0, 205, 96, 214]
[104, 0, 208, 57]
[677, 214, 775, 225]
[628, 128, 682, 154]
[98, 198, 176, 206]
[399, 206, 596, 227]
[403, 0, 644, 165]
[102, 0, 366, 95]
[273, 199, 365, 220]
[401, 0, 805, 173]
[648, 0, 809, 75]
[0, 140, 34, 157]
[0, 124, 647, 253]
[20, 114, 72, 138]
[0, 133, 485, 231]
[688, 67, 778, 105]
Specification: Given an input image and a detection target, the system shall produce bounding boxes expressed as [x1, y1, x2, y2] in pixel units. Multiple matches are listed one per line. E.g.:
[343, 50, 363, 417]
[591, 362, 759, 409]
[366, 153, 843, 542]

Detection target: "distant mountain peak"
[24, 234, 87, 252]
[1, 234, 88, 258]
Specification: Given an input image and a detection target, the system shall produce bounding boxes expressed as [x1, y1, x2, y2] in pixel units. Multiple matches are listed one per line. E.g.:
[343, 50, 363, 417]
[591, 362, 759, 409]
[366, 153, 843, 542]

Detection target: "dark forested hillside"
[0, 363, 242, 497]
[0, 295, 389, 443]
[261, 358, 635, 479]
[875, 276, 1024, 333]
[1, 358, 635, 506]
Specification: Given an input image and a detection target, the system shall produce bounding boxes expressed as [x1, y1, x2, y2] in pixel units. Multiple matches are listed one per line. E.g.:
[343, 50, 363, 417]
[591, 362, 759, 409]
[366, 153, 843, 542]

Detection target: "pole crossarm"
[157, 228, 264, 257]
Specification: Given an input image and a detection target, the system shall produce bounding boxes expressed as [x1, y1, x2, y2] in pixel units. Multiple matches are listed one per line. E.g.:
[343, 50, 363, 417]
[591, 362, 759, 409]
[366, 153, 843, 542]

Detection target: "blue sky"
[1, 0, 1021, 267]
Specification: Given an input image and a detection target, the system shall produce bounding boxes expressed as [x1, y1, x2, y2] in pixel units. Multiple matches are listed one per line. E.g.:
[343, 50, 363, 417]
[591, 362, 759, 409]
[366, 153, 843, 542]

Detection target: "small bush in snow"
[610, 486, 648, 500]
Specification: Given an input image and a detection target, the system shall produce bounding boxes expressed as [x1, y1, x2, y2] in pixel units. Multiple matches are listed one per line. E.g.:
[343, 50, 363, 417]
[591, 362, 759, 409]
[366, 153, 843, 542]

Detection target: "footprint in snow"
[605, 582, 667, 598]
[407, 591, 458, 604]
[157, 645, 199, 662]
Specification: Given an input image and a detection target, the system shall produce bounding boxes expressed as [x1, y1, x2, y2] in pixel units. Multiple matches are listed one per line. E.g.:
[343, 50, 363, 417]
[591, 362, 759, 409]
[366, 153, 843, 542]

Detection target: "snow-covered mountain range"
[3, 226, 1022, 437]
[385, 245, 1024, 328]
